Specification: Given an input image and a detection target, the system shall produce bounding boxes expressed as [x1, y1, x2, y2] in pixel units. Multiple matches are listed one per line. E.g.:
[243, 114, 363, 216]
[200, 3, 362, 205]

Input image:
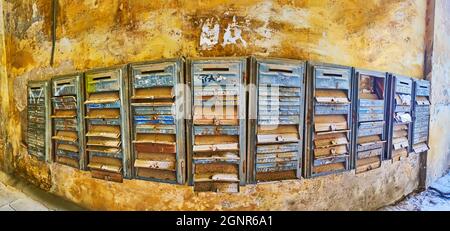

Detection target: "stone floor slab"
[0, 204, 15, 211]
[9, 198, 49, 211]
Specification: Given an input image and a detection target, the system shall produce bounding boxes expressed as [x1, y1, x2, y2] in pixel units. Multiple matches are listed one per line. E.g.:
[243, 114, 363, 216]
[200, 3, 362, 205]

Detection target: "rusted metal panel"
[314, 67, 351, 90]
[129, 58, 185, 184]
[194, 126, 239, 136]
[187, 57, 247, 192]
[27, 80, 52, 162]
[357, 148, 383, 159]
[86, 72, 120, 92]
[357, 121, 384, 137]
[51, 74, 86, 169]
[386, 74, 413, 160]
[247, 57, 305, 183]
[411, 79, 431, 154]
[351, 69, 388, 173]
[304, 62, 353, 178]
[84, 66, 131, 181]
[315, 104, 350, 115]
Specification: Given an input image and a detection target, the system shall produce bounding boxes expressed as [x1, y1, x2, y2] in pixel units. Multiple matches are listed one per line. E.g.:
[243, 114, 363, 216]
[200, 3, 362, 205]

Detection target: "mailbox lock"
[276, 136, 284, 141]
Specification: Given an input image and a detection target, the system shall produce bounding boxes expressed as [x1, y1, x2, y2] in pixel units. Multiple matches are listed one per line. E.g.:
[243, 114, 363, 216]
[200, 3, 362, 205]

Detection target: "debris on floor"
[381, 170, 450, 211]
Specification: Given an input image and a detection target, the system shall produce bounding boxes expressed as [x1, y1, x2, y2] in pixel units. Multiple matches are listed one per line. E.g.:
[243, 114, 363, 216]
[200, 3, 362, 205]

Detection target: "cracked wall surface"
[0, 0, 447, 211]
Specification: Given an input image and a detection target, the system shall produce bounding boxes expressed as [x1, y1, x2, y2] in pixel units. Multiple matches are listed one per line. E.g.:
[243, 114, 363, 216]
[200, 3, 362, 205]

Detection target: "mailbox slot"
[188, 58, 246, 192]
[411, 80, 431, 153]
[305, 63, 353, 178]
[51, 74, 85, 169]
[27, 81, 51, 162]
[129, 59, 185, 184]
[247, 58, 305, 183]
[387, 75, 413, 160]
[84, 66, 130, 182]
[352, 70, 387, 173]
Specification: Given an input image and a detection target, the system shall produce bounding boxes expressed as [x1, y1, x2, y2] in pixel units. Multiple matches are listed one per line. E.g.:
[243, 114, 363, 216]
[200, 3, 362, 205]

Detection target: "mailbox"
[387, 74, 413, 161]
[352, 69, 387, 173]
[304, 62, 353, 177]
[248, 57, 305, 183]
[129, 59, 186, 184]
[187, 57, 247, 192]
[84, 66, 130, 182]
[27, 80, 51, 162]
[411, 79, 430, 153]
[51, 74, 86, 169]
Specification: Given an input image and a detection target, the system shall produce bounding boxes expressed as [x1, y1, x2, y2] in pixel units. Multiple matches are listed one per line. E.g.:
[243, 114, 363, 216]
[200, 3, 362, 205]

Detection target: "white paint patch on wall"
[278, 5, 309, 29]
[245, 1, 279, 55]
[31, 3, 38, 20]
[199, 18, 220, 50]
[222, 16, 247, 47]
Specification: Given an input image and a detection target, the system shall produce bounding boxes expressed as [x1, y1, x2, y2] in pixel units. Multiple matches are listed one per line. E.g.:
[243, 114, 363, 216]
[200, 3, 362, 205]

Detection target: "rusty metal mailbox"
[411, 79, 430, 153]
[248, 58, 305, 183]
[387, 74, 413, 161]
[304, 62, 353, 177]
[187, 58, 247, 192]
[352, 69, 387, 173]
[51, 74, 85, 169]
[129, 59, 186, 184]
[84, 66, 130, 182]
[27, 80, 51, 162]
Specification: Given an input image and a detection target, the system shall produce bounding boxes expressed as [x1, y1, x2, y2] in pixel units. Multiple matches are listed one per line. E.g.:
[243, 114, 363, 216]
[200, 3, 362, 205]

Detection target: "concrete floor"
[0, 171, 84, 211]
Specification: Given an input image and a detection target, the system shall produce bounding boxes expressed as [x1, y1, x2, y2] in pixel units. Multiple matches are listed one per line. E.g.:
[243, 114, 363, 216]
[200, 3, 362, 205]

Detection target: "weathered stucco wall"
[0, 0, 431, 210]
[426, 0, 450, 185]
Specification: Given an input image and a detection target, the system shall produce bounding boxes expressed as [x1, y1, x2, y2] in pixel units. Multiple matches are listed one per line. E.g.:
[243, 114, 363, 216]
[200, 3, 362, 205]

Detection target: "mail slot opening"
[92, 76, 112, 81]
[268, 68, 293, 73]
[202, 67, 230, 72]
[56, 81, 71, 86]
[322, 72, 343, 78]
[141, 69, 165, 75]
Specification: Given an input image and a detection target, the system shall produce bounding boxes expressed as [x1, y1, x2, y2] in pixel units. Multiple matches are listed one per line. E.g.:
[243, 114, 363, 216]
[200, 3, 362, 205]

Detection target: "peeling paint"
[200, 18, 220, 50]
[222, 16, 247, 47]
